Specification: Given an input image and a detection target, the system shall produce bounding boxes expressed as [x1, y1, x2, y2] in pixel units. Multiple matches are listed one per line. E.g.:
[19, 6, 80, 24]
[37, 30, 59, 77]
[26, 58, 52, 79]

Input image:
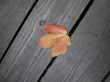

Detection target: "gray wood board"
[41, 0, 110, 82]
[0, 0, 35, 58]
[0, 0, 90, 82]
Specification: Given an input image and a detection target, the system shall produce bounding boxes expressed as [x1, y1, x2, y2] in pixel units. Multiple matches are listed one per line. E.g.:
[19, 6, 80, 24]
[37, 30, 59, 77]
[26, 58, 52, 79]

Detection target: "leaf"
[37, 24, 71, 57]
[52, 35, 70, 57]
[44, 24, 67, 34]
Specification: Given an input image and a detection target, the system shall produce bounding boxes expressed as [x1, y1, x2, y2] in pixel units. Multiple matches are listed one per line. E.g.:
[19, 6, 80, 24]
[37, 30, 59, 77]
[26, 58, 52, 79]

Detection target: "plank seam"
[101, 71, 110, 82]
[37, 0, 94, 82]
[0, 0, 39, 64]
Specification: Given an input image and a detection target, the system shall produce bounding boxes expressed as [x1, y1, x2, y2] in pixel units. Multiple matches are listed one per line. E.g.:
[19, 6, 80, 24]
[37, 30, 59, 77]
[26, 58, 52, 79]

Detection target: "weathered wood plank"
[0, 0, 90, 82]
[41, 0, 110, 82]
[0, 0, 35, 59]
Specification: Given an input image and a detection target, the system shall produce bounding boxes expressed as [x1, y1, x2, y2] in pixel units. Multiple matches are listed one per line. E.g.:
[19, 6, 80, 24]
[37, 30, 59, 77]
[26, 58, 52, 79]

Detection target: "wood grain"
[0, 0, 35, 59]
[0, 0, 90, 82]
[41, 0, 110, 82]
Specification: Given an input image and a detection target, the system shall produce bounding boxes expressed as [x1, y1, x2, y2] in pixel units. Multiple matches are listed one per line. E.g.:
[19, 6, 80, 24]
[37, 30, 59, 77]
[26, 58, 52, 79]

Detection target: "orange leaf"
[52, 35, 70, 57]
[38, 24, 71, 57]
[44, 24, 67, 34]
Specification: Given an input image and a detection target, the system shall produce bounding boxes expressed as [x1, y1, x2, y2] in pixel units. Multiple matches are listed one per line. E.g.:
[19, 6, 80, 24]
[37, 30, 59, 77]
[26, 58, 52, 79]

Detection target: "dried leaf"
[38, 24, 71, 57]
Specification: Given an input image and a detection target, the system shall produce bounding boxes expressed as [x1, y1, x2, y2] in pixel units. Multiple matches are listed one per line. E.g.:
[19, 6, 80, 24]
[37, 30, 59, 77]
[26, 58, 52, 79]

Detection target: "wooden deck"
[0, 0, 110, 82]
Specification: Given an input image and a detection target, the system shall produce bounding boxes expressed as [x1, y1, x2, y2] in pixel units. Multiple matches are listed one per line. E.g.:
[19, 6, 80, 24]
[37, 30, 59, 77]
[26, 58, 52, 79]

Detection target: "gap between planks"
[101, 71, 110, 82]
[0, 0, 39, 64]
[37, 0, 94, 82]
